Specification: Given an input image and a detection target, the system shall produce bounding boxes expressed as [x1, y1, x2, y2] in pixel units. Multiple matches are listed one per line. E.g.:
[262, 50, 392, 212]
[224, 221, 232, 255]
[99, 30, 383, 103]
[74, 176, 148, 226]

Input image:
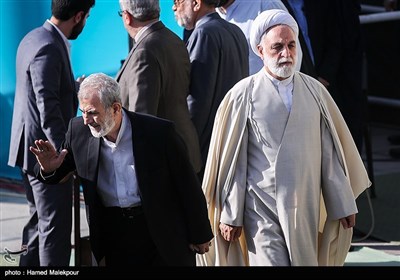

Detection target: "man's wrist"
[40, 168, 56, 179]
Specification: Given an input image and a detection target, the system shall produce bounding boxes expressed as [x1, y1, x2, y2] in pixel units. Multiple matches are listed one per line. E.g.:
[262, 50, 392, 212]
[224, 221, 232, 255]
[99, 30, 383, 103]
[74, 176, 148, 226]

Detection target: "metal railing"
[360, 10, 400, 24]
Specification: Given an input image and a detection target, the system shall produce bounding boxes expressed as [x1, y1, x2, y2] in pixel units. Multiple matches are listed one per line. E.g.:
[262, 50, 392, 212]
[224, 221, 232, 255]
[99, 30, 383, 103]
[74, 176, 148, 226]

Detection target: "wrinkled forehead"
[79, 93, 104, 110]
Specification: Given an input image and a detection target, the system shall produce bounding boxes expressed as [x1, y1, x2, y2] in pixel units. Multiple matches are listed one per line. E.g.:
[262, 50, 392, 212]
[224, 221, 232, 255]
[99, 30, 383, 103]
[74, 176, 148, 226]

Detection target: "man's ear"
[113, 102, 122, 114]
[257, 45, 264, 59]
[193, 0, 200, 11]
[74, 11, 84, 24]
[123, 11, 133, 25]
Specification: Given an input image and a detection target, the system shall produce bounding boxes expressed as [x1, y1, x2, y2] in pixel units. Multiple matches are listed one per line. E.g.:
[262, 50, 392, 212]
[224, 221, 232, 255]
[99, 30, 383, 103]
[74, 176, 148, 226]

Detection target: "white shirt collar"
[134, 20, 159, 45]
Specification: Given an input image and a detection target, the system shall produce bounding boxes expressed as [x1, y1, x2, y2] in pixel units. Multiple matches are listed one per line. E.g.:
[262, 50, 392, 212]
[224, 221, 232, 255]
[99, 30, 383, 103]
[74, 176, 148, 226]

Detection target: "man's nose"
[83, 114, 92, 125]
[281, 46, 291, 57]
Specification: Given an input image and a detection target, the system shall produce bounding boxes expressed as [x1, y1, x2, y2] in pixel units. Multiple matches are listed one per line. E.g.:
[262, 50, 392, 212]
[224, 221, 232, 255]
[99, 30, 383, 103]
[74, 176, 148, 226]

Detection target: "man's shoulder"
[232, 75, 254, 90]
[70, 116, 86, 129]
[190, 17, 246, 50]
[296, 71, 323, 87]
[18, 25, 60, 52]
[127, 110, 173, 128]
[139, 23, 185, 51]
[202, 15, 244, 36]
[294, 72, 332, 102]
[225, 75, 255, 102]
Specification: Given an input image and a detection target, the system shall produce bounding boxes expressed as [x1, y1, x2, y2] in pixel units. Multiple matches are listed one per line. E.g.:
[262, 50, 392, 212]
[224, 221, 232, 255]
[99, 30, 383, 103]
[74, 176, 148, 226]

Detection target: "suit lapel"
[86, 136, 101, 183]
[116, 47, 134, 81]
[127, 111, 148, 188]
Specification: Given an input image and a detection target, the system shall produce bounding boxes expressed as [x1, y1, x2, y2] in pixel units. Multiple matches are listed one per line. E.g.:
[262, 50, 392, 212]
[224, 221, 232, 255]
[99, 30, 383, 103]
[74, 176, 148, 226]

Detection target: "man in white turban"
[197, 9, 370, 266]
[216, 0, 304, 75]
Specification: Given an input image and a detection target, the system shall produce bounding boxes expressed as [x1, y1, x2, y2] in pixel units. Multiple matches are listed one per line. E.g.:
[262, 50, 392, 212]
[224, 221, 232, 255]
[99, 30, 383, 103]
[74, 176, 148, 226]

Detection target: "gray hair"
[119, 0, 160, 21]
[78, 73, 121, 109]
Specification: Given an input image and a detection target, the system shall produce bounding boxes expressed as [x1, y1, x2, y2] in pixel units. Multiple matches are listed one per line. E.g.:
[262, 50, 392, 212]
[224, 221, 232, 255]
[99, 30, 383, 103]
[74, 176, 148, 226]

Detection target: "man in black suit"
[284, 0, 366, 152]
[29, 73, 213, 266]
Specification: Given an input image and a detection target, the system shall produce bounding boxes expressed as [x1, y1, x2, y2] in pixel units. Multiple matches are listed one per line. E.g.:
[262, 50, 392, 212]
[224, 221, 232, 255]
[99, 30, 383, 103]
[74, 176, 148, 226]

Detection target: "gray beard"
[272, 65, 295, 78]
[267, 58, 295, 79]
[89, 112, 115, 138]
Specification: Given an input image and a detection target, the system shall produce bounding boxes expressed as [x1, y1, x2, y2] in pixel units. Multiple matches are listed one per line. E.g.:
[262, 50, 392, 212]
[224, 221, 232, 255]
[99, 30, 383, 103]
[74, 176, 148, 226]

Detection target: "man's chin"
[276, 67, 294, 79]
[89, 128, 102, 138]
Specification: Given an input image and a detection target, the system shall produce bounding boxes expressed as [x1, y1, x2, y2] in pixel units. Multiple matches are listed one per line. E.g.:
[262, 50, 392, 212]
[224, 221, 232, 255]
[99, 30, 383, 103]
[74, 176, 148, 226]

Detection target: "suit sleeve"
[31, 43, 71, 149]
[187, 30, 219, 139]
[126, 48, 161, 114]
[34, 119, 77, 184]
[220, 127, 248, 227]
[320, 118, 358, 221]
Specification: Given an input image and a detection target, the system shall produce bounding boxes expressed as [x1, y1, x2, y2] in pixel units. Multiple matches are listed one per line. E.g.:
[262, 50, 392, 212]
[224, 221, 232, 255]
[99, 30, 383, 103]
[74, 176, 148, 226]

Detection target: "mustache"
[277, 58, 293, 64]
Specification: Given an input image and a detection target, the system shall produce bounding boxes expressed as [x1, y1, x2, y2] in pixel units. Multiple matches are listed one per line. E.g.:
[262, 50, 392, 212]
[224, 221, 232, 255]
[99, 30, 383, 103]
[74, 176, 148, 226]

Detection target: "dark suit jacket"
[281, 0, 317, 78]
[35, 110, 213, 265]
[303, 0, 342, 85]
[116, 21, 202, 173]
[9, 21, 78, 173]
[187, 12, 249, 168]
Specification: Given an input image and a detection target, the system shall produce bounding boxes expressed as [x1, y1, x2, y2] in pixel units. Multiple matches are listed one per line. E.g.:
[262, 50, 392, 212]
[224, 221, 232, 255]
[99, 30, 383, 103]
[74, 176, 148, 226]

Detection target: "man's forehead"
[265, 24, 295, 36]
[80, 94, 102, 109]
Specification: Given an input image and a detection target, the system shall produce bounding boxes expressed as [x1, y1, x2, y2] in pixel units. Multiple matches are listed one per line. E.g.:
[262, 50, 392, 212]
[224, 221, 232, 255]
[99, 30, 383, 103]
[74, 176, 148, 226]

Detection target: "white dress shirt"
[96, 111, 141, 208]
[264, 69, 294, 111]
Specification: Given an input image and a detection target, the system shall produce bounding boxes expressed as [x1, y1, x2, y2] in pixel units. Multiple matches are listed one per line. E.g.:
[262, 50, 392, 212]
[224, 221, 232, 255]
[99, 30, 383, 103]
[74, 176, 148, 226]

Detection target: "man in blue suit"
[173, 0, 249, 179]
[8, 0, 95, 266]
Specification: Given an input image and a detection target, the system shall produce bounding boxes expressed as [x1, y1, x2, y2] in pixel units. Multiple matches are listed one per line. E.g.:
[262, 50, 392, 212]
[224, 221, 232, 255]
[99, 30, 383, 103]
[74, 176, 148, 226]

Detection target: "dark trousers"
[103, 206, 166, 266]
[19, 170, 73, 266]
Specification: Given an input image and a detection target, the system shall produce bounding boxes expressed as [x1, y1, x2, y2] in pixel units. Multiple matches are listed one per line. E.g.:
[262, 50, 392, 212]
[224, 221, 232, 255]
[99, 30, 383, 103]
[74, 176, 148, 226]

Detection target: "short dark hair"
[52, 0, 95, 21]
[203, 0, 222, 7]
[216, 0, 230, 7]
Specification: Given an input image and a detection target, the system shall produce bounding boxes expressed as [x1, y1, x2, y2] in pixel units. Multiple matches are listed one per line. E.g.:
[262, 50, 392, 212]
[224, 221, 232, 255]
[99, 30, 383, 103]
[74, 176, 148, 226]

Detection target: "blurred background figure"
[173, 0, 249, 179]
[116, 0, 202, 173]
[283, 0, 366, 153]
[216, 0, 300, 75]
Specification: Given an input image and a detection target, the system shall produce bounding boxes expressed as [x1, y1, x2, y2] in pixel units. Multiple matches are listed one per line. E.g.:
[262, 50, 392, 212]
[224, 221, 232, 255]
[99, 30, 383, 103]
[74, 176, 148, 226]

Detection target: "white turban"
[250, 9, 299, 56]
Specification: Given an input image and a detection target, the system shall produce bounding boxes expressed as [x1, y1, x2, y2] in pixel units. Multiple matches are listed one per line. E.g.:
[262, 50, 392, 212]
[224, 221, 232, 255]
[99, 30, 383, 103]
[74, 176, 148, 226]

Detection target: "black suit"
[35, 110, 213, 265]
[284, 0, 365, 151]
[305, 0, 365, 151]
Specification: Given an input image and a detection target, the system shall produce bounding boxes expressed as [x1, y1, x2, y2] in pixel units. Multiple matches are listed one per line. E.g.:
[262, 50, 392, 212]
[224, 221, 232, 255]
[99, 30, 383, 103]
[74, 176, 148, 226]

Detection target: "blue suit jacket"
[186, 12, 249, 167]
[9, 21, 78, 173]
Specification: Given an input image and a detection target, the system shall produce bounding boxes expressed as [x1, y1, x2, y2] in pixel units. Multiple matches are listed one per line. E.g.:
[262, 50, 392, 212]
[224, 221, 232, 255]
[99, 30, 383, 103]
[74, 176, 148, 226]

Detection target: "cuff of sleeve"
[40, 168, 56, 179]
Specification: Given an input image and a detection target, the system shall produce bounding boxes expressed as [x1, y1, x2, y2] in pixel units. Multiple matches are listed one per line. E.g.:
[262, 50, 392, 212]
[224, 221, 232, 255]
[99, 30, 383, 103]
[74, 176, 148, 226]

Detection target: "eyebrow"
[79, 108, 97, 114]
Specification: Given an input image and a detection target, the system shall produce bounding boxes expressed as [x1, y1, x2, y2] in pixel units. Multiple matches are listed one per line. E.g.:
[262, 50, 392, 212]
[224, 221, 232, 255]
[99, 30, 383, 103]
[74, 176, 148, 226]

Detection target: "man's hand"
[29, 139, 67, 173]
[339, 214, 356, 229]
[189, 240, 212, 254]
[219, 223, 242, 242]
[317, 76, 330, 88]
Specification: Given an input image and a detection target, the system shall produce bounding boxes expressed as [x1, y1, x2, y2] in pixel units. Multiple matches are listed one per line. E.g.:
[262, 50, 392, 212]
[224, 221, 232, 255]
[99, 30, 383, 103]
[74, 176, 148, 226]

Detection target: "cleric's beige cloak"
[197, 70, 370, 266]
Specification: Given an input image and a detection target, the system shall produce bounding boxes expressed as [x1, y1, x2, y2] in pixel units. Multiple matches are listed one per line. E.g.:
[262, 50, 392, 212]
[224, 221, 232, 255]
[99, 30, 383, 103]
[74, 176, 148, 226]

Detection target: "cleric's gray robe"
[197, 70, 370, 266]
